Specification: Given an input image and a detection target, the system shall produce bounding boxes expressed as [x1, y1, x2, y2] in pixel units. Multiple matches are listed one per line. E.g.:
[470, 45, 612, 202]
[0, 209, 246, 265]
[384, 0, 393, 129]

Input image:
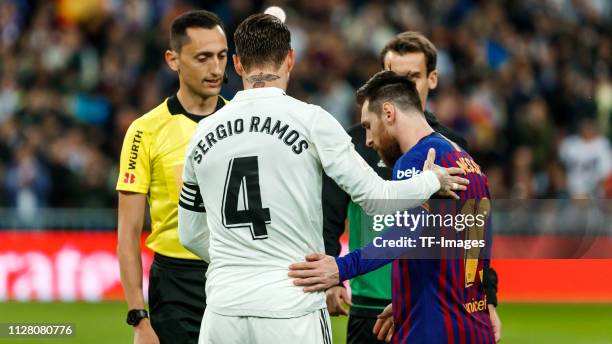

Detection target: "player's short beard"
[375, 126, 402, 168]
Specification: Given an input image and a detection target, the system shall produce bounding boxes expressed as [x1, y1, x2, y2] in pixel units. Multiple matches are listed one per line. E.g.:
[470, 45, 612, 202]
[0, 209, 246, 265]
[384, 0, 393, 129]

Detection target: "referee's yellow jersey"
[116, 94, 227, 259]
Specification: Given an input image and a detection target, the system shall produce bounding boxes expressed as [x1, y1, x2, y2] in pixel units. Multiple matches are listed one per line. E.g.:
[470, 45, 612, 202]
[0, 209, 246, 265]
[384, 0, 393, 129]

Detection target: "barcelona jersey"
[390, 132, 494, 344]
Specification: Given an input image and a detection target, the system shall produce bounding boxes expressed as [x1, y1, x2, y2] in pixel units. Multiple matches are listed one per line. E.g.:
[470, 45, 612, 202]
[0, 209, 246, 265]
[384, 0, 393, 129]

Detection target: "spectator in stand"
[559, 118, 612, 198]
[0, 0, 610, 207]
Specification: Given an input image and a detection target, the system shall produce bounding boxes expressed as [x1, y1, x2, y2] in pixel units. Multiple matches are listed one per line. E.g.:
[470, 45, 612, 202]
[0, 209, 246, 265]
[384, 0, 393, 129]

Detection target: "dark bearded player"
[321, 31, 500, 344]
[289, 71, 495, 344]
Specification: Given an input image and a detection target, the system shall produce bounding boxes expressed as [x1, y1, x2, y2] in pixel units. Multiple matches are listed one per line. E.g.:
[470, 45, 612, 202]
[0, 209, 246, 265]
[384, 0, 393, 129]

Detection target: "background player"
[290, 71, 495, 343]
[116, 11, 228, 344]
[322, 31, 500, 343]
[177, 14, 469, 344]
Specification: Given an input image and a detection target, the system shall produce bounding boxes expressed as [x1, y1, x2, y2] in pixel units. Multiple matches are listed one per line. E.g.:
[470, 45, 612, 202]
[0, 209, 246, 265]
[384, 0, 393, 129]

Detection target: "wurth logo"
[397, 167, 421, 179]
[123, 172, 136, 184]
[128, 130, 144, 170]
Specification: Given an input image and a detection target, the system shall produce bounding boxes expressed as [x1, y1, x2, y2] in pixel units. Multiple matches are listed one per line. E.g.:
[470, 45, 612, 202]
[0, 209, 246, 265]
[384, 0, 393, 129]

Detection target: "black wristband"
[126, 309, 149, 326]
[483, 266, 499, 307]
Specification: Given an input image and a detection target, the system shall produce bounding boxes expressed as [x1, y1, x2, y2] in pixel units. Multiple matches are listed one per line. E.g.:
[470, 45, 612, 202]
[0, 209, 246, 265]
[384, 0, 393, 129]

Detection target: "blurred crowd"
[0, 0, 611, 212]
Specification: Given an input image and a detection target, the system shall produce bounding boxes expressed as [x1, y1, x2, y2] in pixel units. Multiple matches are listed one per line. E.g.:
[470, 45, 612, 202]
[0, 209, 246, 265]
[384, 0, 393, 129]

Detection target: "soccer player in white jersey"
[177, 14, 469, 344]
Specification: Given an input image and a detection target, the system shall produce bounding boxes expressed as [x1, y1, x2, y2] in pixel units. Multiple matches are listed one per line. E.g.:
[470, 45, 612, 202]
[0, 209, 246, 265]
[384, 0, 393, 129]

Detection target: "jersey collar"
[232, 87, 286, 102]
[167, 94, 226, 123]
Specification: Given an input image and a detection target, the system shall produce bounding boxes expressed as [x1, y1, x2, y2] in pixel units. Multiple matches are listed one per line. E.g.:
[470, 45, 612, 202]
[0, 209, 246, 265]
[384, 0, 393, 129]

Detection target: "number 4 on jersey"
[222, 156, 271, 240]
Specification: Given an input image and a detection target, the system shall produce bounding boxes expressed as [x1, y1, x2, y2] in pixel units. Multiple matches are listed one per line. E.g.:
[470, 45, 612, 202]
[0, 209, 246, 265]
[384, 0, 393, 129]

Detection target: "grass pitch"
[0, 302, 610, 343]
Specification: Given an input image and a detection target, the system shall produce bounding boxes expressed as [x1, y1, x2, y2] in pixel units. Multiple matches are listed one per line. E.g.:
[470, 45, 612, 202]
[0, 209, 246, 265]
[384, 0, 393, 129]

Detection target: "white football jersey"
[178, 87, 440, 318]
[559, 135, 612, 196]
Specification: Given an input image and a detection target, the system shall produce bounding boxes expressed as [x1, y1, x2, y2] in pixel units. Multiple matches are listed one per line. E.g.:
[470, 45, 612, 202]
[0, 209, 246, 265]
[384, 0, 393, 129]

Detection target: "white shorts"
[199, 308, 333, 344]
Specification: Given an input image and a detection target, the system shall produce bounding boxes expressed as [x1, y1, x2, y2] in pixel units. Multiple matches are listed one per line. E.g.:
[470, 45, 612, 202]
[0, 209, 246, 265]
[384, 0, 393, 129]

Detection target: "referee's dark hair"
[170, 10, 224, 52]
[380, 31, 437, 74]
[356, 70, 423, 116]
[234, 13, 291, 72]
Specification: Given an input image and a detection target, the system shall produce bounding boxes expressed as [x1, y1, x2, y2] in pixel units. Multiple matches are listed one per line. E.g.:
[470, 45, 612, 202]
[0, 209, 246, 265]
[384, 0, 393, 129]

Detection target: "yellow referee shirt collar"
[167, 94, 227, 123]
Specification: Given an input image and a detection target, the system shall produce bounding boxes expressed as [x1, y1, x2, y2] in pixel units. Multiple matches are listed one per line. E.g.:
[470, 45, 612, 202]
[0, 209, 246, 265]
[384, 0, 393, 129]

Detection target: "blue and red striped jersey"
[390, 132, 494, 344]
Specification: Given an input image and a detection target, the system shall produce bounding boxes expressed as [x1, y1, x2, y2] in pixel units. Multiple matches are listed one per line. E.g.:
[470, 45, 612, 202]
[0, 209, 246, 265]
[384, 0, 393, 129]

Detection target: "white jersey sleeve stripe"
[178, 161, 209, 262]
[178, 183, 205, 212]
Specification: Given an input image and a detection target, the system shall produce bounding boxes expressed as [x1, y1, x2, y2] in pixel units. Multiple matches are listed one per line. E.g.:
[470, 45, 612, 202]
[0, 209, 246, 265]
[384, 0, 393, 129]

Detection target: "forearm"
[322, 173, 350, 257]
[335, 248, 393, 282]
[178, 207, 210, 261]
[323, 144, 439, 215]
[312, 109, 440, 214]
[179, 219, 210, 262]
[335, 207, 428, 281]
[117, 228, 145, 309]
[178, 232, 209, 261]
[354, 171, 439, 215]
[117, 191, 147, 310]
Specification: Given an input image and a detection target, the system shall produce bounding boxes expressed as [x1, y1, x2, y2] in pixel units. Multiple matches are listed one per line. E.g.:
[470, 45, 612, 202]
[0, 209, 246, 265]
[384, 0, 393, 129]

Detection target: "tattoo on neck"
[246, 72, 280, 88]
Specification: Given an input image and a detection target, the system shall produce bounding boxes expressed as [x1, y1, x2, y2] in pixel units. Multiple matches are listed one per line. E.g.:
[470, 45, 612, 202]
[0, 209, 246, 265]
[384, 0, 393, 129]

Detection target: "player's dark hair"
[380, 31, 437, 74]
[356, 70, 423, 115]
[234, 13, 291, 72]
[170, 10, 224, 52]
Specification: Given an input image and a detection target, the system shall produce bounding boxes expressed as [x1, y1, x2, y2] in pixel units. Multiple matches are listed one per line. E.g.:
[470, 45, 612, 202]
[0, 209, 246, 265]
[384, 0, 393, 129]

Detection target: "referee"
[323, 31, 501, 343]
[116, 11, 228, 344]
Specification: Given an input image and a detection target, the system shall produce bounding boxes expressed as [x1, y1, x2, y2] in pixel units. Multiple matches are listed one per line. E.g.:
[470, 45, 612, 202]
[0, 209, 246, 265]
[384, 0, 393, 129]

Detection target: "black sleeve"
[321, 124, 365, 257]
[322, 172, 350, 256]
[424, 111, 469, 150]
[483, 266, 499, 307]
[321, 123, 390, 257]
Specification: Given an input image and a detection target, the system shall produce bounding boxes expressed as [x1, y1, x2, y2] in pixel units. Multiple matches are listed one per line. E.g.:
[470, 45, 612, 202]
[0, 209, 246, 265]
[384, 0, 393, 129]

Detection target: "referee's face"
[383, 51, 438, 110]
[173, 26, 228, 98]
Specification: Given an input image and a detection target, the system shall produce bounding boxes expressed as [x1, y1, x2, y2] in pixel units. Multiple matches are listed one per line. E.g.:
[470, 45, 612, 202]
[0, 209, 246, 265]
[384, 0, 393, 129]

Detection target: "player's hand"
[326, 285, 353, 316]
[488, 304, 502, 342]
[422, 148, 469, 199]
[134, 319, 160, 344]
[288, 253, 340, 292]
[373, 303, 394, 342]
